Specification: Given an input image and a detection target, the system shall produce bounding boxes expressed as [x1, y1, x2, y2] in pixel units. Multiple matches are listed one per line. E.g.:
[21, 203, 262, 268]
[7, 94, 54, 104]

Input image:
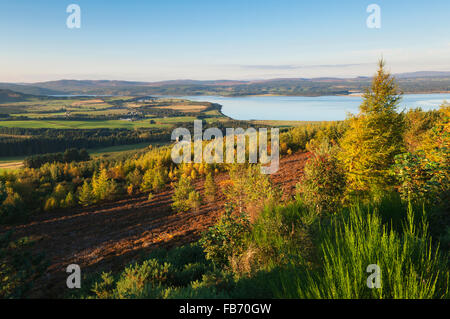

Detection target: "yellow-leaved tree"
[338, 60, 405, 199]
[418, 103, 449, 163]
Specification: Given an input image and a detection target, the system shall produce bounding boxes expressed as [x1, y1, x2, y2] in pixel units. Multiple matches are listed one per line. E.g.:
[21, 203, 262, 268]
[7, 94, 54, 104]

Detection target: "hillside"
[0, 89, 37, 103]
[2, 72, 450, 97]
[0, 84, 63, 96]
[0, 151, 308, 298]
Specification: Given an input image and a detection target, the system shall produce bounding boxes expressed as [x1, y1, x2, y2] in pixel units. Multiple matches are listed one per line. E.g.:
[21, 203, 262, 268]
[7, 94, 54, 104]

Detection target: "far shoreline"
[157, 91, 450, 98]
[46, 91, 450, 99]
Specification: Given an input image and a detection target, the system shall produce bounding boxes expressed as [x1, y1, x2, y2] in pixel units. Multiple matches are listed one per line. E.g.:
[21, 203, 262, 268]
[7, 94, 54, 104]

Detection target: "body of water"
[180, 93, 450, 121]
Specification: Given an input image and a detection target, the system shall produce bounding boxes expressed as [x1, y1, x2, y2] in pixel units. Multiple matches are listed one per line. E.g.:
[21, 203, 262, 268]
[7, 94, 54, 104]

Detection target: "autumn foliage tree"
[92, 169, 118, 201]
[393, 104, 450, 204]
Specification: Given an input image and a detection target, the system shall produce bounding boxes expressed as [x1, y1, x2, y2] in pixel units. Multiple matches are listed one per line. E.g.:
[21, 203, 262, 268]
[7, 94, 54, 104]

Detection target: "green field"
[0, 95, 226, 130]
[0, 142, 168, 170]
[89, 142, 167, 158]
[0, 119, 174, 129]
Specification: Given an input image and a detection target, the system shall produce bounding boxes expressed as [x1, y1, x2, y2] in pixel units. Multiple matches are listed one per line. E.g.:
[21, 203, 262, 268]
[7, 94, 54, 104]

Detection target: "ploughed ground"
[0, 152, 308, 298]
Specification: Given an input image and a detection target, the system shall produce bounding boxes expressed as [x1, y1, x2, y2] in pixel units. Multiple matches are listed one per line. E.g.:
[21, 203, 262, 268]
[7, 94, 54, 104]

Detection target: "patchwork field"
[0, 94, 230, 163]
[0, 94, 225, 128]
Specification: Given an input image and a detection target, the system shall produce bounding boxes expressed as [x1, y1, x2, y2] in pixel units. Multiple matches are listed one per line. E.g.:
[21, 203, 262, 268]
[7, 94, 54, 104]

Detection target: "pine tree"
[141, 167, 167, 193]
[141, 169, 154, 192]
[64, 191, 76, 208]
[204, 172, 216, 201]
[152, 169, 167, 192]
[338, 60, 405, 198]
[44, 197, 58, 211]
[92, 169, 110, 200]
[127, 169, 142, 187]
[187, 190, 202, 212]
[78, 180, 95, 206]
[172, 176, 196, 212]
[296, 141, 346, 213]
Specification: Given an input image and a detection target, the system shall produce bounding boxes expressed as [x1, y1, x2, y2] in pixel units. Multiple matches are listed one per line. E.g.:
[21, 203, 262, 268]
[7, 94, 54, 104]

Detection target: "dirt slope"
[1, 151, 308, 297]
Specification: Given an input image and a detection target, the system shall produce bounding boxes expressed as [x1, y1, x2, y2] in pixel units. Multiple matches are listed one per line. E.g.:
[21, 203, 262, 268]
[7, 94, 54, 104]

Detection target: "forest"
[0, 62, 449, 299]
[0, 127, 172, 157]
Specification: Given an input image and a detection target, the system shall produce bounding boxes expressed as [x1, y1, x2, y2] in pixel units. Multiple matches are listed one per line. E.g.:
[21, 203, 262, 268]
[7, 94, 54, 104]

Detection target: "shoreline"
[160, 91, 450, 99]
[233, 91, 450, 98]
[45, 91, 450, 99]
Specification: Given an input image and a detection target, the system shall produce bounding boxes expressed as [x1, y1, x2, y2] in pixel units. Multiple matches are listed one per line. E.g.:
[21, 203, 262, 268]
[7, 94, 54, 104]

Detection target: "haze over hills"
[0, 89, 41, 103]
[394, 71, 450, 78]
[0, 83, 62, 96]
[1, 71, 449, 97]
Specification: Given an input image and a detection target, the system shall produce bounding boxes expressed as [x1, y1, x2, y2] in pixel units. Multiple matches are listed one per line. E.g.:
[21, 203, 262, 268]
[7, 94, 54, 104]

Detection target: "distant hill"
[0, 83, 63, 96]
[30, 79, 249, 92]
[33, 79, 149, 91]
[2, 71, 450, 97]
[0, 89, 37, 103]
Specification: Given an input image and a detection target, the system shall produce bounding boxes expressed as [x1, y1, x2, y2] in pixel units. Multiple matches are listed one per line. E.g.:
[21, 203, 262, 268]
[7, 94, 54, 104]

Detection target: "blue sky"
[1, 0, 449, 82]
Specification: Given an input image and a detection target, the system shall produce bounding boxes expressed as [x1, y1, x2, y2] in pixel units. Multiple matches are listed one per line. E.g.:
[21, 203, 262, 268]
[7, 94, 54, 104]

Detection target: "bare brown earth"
[1, 151, 308, 298]
[153, 104, 208, 112]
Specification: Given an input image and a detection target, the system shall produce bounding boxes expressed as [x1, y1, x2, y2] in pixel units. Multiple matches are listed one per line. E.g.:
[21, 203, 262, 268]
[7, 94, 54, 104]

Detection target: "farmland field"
[0, 119, 174, 129]
[0, 94, 232, 161]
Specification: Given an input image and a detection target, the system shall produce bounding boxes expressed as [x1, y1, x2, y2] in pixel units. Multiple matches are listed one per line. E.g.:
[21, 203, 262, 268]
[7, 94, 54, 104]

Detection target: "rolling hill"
[1, 71, 450, 97]
[0, 89, 38, 103]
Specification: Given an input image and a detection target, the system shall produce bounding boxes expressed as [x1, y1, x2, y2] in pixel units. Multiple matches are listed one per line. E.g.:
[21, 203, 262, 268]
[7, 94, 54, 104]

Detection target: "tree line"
[24, 148, 90, 168]
[0, 127, 172, 157]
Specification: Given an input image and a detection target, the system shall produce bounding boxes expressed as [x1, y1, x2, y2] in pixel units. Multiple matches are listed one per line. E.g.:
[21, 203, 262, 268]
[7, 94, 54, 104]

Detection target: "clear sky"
[1, 0, 449, 82]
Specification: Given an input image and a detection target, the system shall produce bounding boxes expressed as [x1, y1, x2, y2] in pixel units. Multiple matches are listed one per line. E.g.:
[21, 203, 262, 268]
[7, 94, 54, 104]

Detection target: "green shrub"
[172, 176, 200, 212]
[91, 272, 115, 299]
[276, 204, 449, 299]
[204, 172, 216, 201]
[392, 151, 448, 204]
[80, 243, 213, 299]
[223, 164, 280, 216]
[0, 232, 48, 298]
[0, 191, 27, 224]
[163, 243, 207, 269]
[199, 205, 251, 268]
[163, 281, 231, 299]
[171, 262, 209, 286]
[187, 190, 202, 212]
[245, 201, 318, 272]
[296, 141, 346, 214]
[91, 259, 172, 299]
